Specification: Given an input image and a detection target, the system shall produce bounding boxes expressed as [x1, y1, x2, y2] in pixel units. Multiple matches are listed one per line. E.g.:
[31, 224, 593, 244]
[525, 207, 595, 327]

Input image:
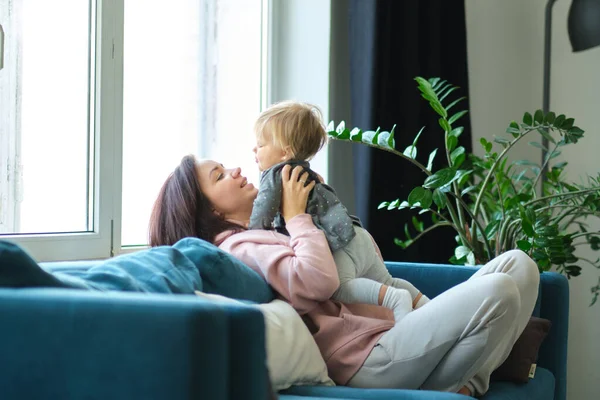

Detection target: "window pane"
[122, 0, 263, 246]
[0, 0, 94, 234]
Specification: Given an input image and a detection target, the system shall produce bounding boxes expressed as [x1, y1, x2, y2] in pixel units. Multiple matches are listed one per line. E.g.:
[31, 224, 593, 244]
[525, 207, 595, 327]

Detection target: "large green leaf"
[439, 86, 459, 103]
[447, 135, 458, 152]
[387, 124, 396, 148]
[326, 120, 335, 132]
[565, 127, 584, 144]
[449, 127, 464, 138]
[386, 199, 401, 210]
[424, 168, 456, 189]
[408, 187, 433, 208]
[377, 130, 395, 149]
[446, 96, 466, 111]
[439, 118, 451, 132]
[361, 130, 376, 144]
[537, 127, 556, 144]
[554, 114, 566, 127]
[433, 189, 447, 209]
[372, 127, 381, 144]
[534, 110, 544, 125]
[522, 220, 535, 237]
[455, 246, 471, 260]
[506, 120, 521, 137]
[561, 118, 574, 129]
[480, 138, 492, 153]
[517, 239, 532, 251]
[403, 145, 417, 159]
[430, 101, 447, 118]
[377, 201, 389, 210]
[523, 112, 533, 126]
[427, 149, 438, 172]
[412, 216, 425, 232]
[450, 146, 465, 164]
[485, 220, 501, 239]
[448, 110, 468, 125]
[528, 141, 548, 150]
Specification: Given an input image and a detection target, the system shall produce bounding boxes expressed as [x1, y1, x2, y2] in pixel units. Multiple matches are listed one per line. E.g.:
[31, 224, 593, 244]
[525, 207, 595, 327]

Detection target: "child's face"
[253, 130, 289, 172]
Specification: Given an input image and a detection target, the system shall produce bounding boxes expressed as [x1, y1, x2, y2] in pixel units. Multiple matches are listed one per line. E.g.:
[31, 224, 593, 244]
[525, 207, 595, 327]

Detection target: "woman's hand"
[281, 165, 316, 222]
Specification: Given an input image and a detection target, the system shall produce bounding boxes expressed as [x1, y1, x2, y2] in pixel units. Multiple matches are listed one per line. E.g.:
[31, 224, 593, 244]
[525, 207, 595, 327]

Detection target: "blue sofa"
[0, 260, 568, 400]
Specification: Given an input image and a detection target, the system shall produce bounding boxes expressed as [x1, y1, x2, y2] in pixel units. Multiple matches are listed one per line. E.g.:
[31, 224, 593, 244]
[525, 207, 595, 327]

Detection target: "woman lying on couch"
[148, 155, 540, 398]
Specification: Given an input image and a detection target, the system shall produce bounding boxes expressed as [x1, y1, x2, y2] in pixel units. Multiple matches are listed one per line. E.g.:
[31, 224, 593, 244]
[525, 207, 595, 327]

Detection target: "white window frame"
[3, 0, 332, 262]
[3, 0, 123, 261]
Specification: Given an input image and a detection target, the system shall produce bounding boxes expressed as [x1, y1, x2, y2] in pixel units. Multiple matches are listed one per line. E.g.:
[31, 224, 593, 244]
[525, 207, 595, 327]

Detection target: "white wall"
[270, 0, 331, 181]
[466, 1, 600, 399]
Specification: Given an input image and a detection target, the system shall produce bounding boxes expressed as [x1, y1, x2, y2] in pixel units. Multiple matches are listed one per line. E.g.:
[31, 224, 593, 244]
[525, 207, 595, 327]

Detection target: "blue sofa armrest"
[537, 272, 569, 400]
[385, 262, 568, 400]
[0, 288, 269, 400]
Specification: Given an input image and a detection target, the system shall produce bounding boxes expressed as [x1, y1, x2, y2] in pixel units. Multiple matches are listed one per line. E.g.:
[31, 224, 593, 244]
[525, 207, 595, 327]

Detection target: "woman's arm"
[224, 214, 340, 314]
[222, 165, 339, 314]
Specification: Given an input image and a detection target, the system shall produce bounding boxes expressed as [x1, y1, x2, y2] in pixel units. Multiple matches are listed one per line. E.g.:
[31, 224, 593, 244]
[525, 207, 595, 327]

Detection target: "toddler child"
[249, 101, 429, 320]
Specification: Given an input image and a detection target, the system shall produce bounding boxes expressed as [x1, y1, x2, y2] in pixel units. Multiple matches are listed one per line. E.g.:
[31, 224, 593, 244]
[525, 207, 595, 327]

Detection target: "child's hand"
[281, 165, 316, 222]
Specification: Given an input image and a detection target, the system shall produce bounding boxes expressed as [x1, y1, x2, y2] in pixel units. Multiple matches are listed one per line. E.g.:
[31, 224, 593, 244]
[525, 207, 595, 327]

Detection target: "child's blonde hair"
[254, 101, 328, 161]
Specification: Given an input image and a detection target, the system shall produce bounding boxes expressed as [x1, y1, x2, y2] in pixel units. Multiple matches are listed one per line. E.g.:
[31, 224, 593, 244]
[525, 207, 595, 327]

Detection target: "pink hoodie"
[216, 214, 395, 385]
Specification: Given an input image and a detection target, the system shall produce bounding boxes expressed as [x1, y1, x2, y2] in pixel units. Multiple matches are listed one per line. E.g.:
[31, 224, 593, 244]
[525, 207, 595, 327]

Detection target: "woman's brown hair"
[148, 155, 244, 246]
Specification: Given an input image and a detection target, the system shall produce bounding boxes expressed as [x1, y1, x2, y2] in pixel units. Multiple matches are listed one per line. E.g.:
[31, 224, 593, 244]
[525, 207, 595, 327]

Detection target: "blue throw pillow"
[173, 237, 274, 303]
[0, 240, 70, 288]
[0, 239, 203, 294]
[57, 245, 203, 294]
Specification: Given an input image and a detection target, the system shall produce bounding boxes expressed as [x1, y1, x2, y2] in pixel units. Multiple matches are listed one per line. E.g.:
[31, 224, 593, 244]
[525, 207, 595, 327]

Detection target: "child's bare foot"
[457, 385, 472, 396]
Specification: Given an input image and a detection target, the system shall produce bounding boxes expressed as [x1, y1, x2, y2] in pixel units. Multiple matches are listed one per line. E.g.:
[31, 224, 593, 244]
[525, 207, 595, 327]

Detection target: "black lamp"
[542, 0, 600, 177]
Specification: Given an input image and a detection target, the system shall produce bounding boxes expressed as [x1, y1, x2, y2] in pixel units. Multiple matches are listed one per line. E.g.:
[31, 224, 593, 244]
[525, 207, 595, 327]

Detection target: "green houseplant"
[328, 77, 600, 305]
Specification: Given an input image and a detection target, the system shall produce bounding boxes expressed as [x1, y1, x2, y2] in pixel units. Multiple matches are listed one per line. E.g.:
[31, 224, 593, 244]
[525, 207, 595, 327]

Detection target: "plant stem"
[532, 140, 560, 199]
[444, 200, 471, 248]
[539, 205, 598, 222]
[497, 215, 513, 255]
[525, 188, 600, 207]
[446, 192, 494, 260]
[569, 231, 600, 240]
[505, 219, 522, 250]
[576, 257, 600, 268]
[471, 128, 535, 238]
[429, 209, 453, 224]
[556, 211, 583, 230]
[443, 126, 467, 233]
[329, 137, 432, 176]
[495, 175, 506, 221]
[403, 221, 454, 247]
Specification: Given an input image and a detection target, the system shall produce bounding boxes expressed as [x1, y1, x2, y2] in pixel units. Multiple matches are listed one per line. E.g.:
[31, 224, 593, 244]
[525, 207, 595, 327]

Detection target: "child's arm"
[248, 167, 284, 230]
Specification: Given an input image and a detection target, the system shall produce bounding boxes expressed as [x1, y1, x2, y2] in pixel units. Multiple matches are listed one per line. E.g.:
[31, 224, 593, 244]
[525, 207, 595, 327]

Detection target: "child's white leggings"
[331, 227, 425, 314]
[346, 249, 540, 397]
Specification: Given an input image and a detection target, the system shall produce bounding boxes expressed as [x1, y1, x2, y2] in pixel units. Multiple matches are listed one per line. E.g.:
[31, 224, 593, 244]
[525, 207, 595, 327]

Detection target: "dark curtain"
[349, 0, 473, 263]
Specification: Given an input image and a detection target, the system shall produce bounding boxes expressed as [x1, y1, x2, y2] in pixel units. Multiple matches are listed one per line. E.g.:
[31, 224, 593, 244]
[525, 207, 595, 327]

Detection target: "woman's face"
[195, 159, 258, 223]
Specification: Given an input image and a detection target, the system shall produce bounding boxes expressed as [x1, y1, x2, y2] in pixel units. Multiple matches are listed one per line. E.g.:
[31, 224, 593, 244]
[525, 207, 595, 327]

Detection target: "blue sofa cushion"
[167, 237, 274, 303]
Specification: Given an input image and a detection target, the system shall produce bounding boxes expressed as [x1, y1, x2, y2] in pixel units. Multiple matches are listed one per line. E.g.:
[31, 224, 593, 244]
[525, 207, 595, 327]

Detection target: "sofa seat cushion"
[279, 397, 357, 400]
[481, 366, 555, 399]
[281, 367, 554, 400]
[280, 387, 467, 399]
